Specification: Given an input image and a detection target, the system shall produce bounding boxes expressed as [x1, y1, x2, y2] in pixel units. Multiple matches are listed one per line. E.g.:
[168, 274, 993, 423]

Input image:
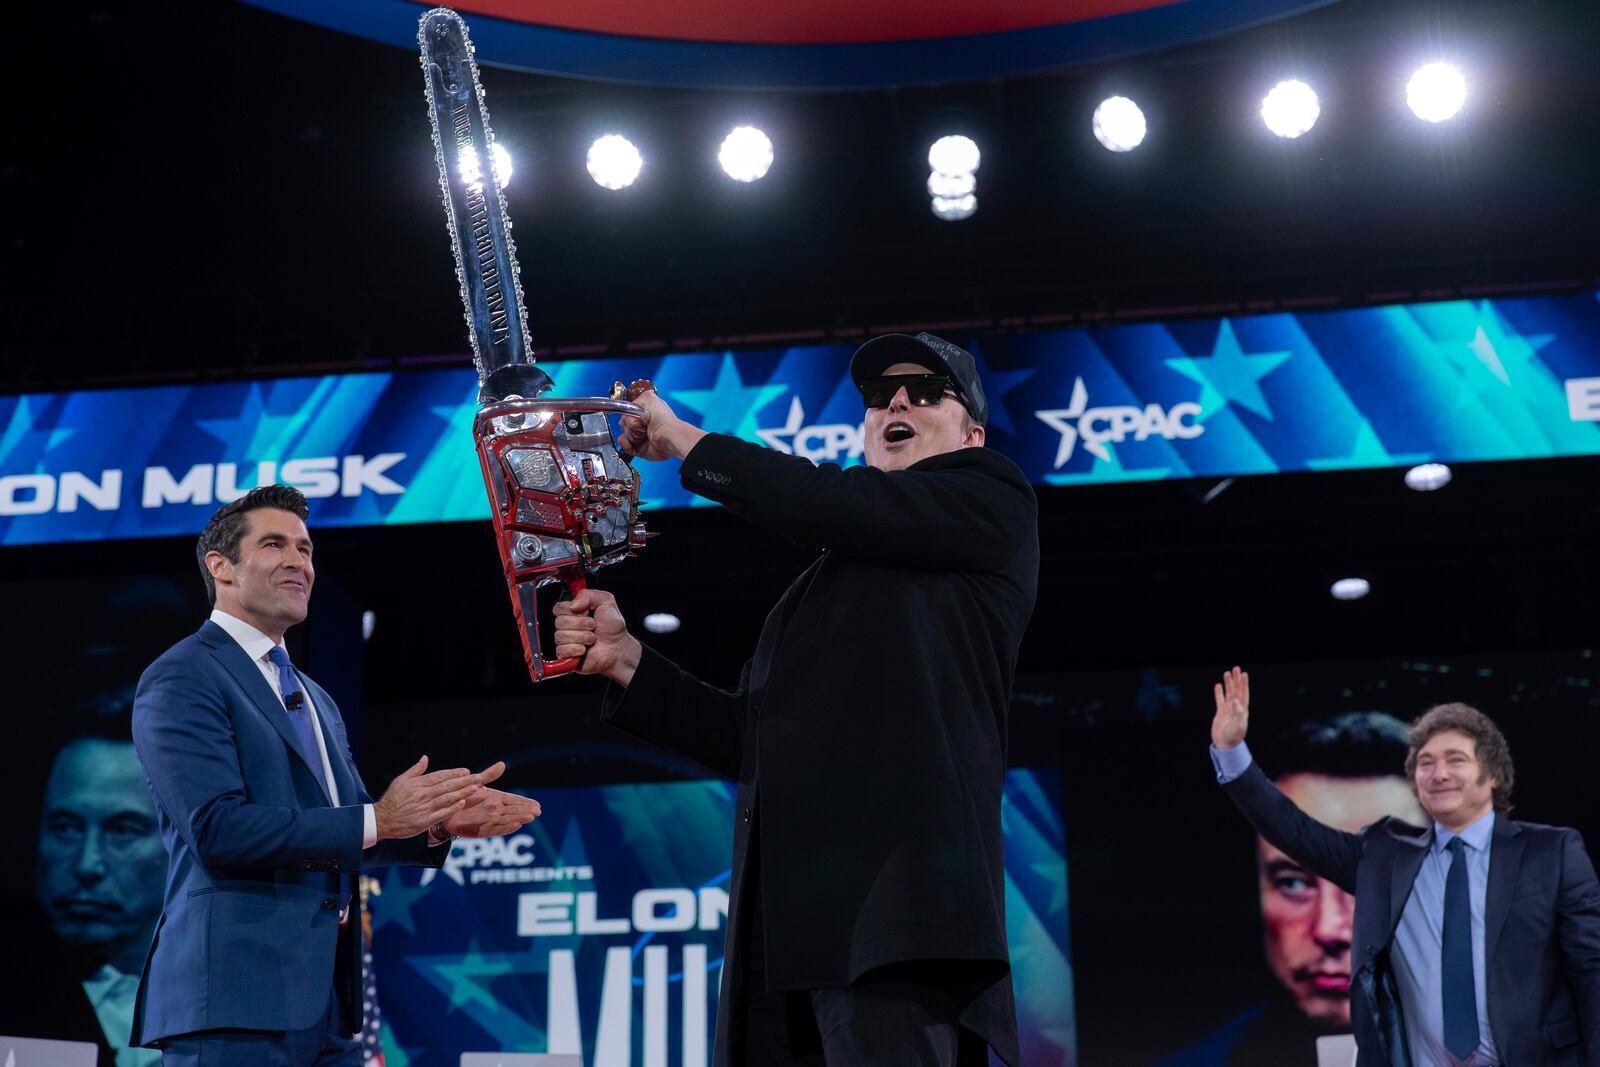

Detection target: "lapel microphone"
[285, 691, 305, 711]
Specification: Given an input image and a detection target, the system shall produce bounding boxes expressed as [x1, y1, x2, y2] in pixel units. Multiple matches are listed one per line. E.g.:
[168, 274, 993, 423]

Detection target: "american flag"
[360, 875, 387, 1067]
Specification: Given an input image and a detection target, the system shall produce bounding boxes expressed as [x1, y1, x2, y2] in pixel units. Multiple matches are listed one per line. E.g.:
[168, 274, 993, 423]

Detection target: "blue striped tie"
[1442, 835, 1479, 1059]
[266, 645, 326, 800]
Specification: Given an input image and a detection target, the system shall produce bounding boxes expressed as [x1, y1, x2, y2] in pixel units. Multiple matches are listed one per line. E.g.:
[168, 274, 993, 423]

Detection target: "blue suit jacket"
[1222, 762, 1600, 1067]
[129, 620, 446, 1045]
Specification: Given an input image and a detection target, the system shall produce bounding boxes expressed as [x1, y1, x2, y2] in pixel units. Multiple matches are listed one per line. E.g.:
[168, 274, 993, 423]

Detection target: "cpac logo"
[757, 397, 865, 463]
[1034, 379, 1202, 466]
[420, 833, 592, 886]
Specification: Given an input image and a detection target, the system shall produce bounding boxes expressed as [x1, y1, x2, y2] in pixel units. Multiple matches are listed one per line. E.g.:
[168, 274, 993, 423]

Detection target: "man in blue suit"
[1210, 667, 1600, 1066]
[130, 485, 541, 1066]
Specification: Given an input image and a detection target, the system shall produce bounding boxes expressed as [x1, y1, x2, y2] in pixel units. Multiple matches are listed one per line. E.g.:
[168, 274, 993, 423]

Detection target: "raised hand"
[442, 762, 542, 838]
[552, 587, 641, 686]
[373, 756, 483, 841]
[618, 387, 704, 463]
[1211, 666, 1251, 751]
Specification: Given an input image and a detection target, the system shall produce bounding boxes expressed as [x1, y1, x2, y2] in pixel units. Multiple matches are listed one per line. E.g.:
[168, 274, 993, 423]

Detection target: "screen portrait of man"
[1166, 710, 1428, 1066]
[1, 693, 166, 1067]
[38, 737, 166, 976]
[1260, 740, 1424, 1029]
[1238, 712, 1426, 1057]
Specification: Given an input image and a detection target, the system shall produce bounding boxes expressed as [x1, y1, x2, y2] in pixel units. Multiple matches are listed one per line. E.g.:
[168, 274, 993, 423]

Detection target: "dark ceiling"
[3, 0, 1598, 391]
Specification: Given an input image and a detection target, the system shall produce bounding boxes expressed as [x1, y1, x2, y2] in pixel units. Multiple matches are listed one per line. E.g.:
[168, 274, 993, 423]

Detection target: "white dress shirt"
[82, 964, 160, 1067]
[209, 609, 377, 848]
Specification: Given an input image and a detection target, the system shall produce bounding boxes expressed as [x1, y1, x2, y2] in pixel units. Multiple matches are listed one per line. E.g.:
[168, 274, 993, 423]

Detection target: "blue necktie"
[1442, 836, 1479, 1059]
[266, 645, 327, 801]
[266, 645, 353, 909]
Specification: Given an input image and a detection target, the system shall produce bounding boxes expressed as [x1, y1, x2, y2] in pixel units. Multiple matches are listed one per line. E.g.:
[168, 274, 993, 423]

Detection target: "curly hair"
[1403, 702, 1515, 814]
[194, 485, 310, 606]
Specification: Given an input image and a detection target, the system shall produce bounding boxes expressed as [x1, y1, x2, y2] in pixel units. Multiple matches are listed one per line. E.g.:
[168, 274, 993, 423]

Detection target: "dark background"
[3, 0, 1600, 1061]
[4, 0, 1599, 388]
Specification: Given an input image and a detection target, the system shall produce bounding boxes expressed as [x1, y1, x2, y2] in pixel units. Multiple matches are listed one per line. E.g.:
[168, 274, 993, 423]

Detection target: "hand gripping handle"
[506, 565, 588, 682]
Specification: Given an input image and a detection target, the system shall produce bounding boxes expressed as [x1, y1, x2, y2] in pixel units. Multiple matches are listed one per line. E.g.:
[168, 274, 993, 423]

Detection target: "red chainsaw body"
[474, 396, 648, 681]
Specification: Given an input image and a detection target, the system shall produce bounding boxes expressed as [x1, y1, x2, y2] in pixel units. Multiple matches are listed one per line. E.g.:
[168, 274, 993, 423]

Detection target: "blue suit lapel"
[301, 675, 360, 805]
[1390, 830, 1430, 936]
[1484, 817, 1524, 966]
[198, 620, 327, 790]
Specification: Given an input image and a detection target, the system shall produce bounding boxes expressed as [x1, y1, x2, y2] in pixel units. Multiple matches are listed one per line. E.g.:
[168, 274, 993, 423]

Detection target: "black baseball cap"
[849, 332, 989, 426]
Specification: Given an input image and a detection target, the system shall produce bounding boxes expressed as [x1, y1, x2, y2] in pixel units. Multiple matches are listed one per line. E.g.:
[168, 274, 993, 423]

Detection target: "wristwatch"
[430, 821, 458, 843]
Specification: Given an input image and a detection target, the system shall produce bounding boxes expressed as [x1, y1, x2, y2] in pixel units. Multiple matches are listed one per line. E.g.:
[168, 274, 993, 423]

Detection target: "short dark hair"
[1404, 702, 1515, 813]
[64, 687, 136, 744]
[195, 485, 309, 606]
[42, 688, 137, 777]
[1266, 711, 1412, 781]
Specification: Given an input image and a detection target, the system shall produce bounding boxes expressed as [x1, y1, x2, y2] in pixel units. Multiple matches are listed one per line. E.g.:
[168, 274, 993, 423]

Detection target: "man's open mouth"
[885, 422, 916, 443]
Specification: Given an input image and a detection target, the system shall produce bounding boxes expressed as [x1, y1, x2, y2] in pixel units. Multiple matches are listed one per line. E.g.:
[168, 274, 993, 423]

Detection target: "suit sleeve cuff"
[363, 804, 378, 849]
[679, 433, 741, 502]
[1211, 741, 1255, 783]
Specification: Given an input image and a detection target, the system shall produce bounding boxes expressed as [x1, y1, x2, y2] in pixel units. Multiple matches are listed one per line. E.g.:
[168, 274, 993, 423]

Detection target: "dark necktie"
[266, 645, 327, 800]
[1442, 835, 1479, 1059]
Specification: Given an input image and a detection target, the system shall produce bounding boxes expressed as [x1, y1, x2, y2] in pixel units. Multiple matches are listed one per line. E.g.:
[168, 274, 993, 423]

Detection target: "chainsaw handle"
[514, 571, 586, 682]
[537, 575, 587, 680]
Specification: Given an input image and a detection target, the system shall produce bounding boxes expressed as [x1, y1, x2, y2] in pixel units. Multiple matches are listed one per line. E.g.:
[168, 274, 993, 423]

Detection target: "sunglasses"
[858, 374, 966, 411]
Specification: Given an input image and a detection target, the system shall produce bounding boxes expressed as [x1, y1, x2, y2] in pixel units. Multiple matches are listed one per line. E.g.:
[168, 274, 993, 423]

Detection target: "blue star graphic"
[429, 381, 483, 432]
[671, 353, 788, 440]
[1305, 418, 1430, 471]
[0, 395, 75, 467]
[1436, 301, 1556, 409]
[963, 344, 1035, 437]
[434, 941, 515, 1014]
[1030, 861, 1069, 915]
[377, 1021, 426, 1067]
[370, 868, 433, 935]
[1164, 320, 1293, 421]
[196, 382, 321, 457]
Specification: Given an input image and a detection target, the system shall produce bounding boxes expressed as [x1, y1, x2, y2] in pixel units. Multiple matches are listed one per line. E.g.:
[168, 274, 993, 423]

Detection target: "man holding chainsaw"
[553, 332, 1039, 1066]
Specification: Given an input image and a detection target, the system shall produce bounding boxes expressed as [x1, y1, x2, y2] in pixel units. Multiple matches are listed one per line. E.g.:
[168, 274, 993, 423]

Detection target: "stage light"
[587, 134, 642, 190]
[1330, 577, 1371, 601]
[361, 611, 376, 641]
[1407, 63, 1467, 123]
[927, 136, 980, 221]
[1405, 462, 1453, 491]
[718, 126, 773, 182]
[927, 171, 976, 198]
[928, 135, 980, 176]
[1261, 79, 1320, 139]
[931, 194, 977, 221]
[643, 612, 681, 634]
[491, 142, 513, 187]
[1092, 96, 1147, 152]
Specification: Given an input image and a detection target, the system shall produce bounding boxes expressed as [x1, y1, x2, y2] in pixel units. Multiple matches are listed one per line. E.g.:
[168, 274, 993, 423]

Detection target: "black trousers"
[729, 812, 989, 1066]
[732, 967, 990, 1066]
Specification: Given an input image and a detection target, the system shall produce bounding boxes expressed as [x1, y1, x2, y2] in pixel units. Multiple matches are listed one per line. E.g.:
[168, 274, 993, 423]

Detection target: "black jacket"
[603, 433, 1039, 1065]
[1222, 761, 1600, 1066]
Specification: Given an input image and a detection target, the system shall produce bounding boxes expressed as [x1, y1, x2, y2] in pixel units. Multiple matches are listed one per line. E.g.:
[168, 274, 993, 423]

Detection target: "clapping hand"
[440, 761, 541, 839]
